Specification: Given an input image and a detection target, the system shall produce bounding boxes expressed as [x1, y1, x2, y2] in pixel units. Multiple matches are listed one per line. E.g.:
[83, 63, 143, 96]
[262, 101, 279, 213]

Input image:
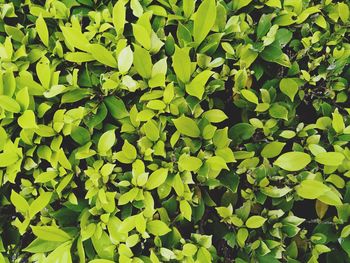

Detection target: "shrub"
[0, 0, 350, 262]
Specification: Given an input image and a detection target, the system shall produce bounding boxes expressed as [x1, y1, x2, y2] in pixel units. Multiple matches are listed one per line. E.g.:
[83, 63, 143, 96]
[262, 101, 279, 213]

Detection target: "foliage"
[0, 0, 350, 262]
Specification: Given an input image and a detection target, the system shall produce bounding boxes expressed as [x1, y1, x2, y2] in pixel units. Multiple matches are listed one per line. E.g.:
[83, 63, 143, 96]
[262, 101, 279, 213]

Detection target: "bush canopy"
[0, 0, 350, 262]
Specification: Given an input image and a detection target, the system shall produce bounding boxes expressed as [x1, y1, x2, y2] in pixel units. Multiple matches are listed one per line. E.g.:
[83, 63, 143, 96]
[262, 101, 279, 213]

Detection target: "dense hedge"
[0, 0, 350, 262]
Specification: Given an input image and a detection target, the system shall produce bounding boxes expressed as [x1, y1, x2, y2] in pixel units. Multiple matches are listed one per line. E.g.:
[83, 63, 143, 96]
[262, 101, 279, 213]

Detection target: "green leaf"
[341, 225, 350, 238]
[257, 14, 272, 38]
[0, 151, 19, 167]
[145, 168, 168, 190]
[261, 141, 286, 158]
[89, 260, 115, 263]
[172, 173, 184, 196]
[147, 220, 171, 236]
[35, 14, 49, 46]
[206, 156, 228, 171]
[318, 190, 342, 206]
[332, 109, 345, 133]
[11, 190, 29, 213]
[202, 109, 228, 123]
[35, 170, 58, 183]
[58, 149, 72, 170]
[43, 85, 67, 99]
[36, 56, 51, 90]
[178, 154, 203, 171]
[88, 44, 117, 68]
[279, 78, 298, 102]
[269, 103, 288, 120]
[296, 180, 330, 199]
[276, 28, 292, 45]
[18, 110, 38, 129]
[4, 25, 24, 42]
[98, 130, 116, 154]
[122, 140, 137, 160]
[262, 24, 279, 46]
[260, 186, 292, 198]
[193, 0, 217, 45]
[23, 238, 62, 253]
[16, 87, 30, 111]
[113, 0, 126, 34]
[315, 152, 345, 166]
[114, 153, 133, 164]
[315, 15, 327, 28]
[260, 44, 283, 62]
[180, 200, 192, 221]
[118, 46, 133, 74]
[338, 2, 349, 23]
[71, 126, 91, 145]
[232, 0, 253, 10]
[229, 123, 255, 144]
[31, 226, 71, 242]
[0, 95, 21, 113]
[173, 116, 200, 138]
[246, 216, 267, 229]
[133, 45, 152, 78]
[237, 228, 248, 248]
[147, 100, 166, 110]
[183, 0, 195, 18]
[60, 26, 90, 52]
[172, 46, 192, 83]
[65, 52, 95, 63]
[44, 242, 72, 263]
[132, 24, 151, 50]
[104, 96, 129, 120]
[182, 243, 197, 257]
[85, 102, 107, 129]
[340, 236, 350, 257]
[273, 152, 311, 171]
[144, 120, 160, 141]
[29, 192, 52, 218]
[241, 89, 259, 104]
[186, 70, 213, 99]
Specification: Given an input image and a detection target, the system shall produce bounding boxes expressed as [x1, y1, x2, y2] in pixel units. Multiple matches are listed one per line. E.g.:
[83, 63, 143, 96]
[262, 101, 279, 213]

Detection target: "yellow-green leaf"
[60, 26, 90, 52]
[35, 14, 49, 46]
[296, 180, 330, 199]
[132, 24, 151, 50]
[145, 168, 168, 190]
[65, 52, 95, 63]
[113, 0, 127, 34]
[147, 220, 171, 236]
[178, 154, 202, 171]
[193, 0, 217, 45]
[18, 110, 38, 129]
[261, 141, 286, 158]
[173, 116, 200, 138]
[172, 46, 191, 83]
[246, 216, 267, 229]
[29, 192, 52, 218]
[279, 78, 298, 102]
[133, 45, 152, 79]
[186, 70, 213, 99]
[31, 226, 71, 242]
[118, 46, 133, 74]
[0, 95, 21, 113]
[241, 89, 259, 104]
[98, 130, 116, 154]
[36, 56, 51, 89]
[273, 152, 311, 171]
[88, 44, 118, 68]
[11, 190, 29, 213]
[315, 152, 345, 166]
[0, 151, 19, 167]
